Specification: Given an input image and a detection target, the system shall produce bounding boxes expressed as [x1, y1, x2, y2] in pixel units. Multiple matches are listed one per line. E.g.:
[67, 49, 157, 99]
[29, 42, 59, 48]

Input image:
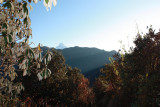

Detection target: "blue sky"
[29, 0, 160, 51]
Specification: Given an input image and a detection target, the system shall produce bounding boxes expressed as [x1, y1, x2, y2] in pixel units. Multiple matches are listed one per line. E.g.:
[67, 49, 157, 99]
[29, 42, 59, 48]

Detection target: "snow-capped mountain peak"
[56, 43, 67, 49]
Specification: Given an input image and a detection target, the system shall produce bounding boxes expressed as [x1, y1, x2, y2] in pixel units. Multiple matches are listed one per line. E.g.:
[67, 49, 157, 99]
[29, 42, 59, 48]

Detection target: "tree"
[0, 0, 57, 106]
[17, 49, 95, 106]
[94, 27, 160, 107]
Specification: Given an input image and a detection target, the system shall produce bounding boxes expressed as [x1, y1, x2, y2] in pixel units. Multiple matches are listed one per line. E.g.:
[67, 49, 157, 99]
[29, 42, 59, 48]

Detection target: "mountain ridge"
[40, 46, 116, 84]
[40, 46, 116, 73]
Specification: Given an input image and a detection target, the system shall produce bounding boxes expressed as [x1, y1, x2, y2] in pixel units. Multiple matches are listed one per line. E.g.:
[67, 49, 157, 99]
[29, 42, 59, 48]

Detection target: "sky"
[29, 0, 160, 51]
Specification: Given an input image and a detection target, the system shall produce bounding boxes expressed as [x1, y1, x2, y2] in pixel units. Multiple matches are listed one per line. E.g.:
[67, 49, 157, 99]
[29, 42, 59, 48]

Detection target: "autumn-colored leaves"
[94, 28, 160, 106]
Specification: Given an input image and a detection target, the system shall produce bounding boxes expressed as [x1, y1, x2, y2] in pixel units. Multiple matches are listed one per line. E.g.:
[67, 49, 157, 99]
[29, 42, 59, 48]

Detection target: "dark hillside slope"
[40, 46, 116, 84]
[84, 66, 104, 85]
[60, 47, 116, 73]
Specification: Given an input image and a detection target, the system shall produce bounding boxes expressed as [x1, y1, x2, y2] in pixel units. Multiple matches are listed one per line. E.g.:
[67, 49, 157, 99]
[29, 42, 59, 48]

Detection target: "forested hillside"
[41, 46, 116, 73]
[40, 46, 116, 84]
[61, 47, 116, 73]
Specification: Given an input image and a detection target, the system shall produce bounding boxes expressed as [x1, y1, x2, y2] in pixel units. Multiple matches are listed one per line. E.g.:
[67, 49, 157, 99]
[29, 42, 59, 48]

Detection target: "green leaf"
[46, 54, 48, 64]
[8, 35, 12, 43]
[2, 23, 7, 29]
[3, 2, 11, 8]
[45, 0, 49, 4]
[28, 58, 31, 66]
[3, 36, 7, 46]
[2, 32, 7, 36]
[109, 57, 113, 63]
[42, 70, 45, 77]
[24, 17, 28, 25]
[25, 38, 27, 43]
[29, 49, 34, 57]
[19, 55, 24, 63]
[27, 69, 31, 74]
[115, 70, 119, 76]
[26, 49, 29, 56]
[25, 61, 27, 67]
[39, 53, 41, 59]
[23, 2, 28, 15]
[11, 42, 15, 48]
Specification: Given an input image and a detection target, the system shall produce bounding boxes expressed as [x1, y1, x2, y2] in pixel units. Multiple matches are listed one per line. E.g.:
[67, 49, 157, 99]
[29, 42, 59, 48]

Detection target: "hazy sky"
[30, 0, 160, 51]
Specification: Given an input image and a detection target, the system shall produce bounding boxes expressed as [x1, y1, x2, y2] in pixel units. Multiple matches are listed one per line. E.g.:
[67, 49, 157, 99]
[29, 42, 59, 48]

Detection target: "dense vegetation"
[16, 50, 94, 106]
[40, 46, 116, 85]
[8, 28, 160, 107]
[94, 28, 160, 107]
[41, 46, 116, 73]
[0, 0, 160, 106]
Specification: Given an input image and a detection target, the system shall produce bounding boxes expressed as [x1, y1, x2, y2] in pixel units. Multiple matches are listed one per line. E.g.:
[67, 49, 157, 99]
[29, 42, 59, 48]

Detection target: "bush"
[94, 28, 160, 107]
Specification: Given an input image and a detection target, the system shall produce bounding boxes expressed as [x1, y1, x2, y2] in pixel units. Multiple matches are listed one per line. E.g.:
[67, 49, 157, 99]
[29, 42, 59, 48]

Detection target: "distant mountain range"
[60, 47, 116, 72]
[41, 46, 116, 84]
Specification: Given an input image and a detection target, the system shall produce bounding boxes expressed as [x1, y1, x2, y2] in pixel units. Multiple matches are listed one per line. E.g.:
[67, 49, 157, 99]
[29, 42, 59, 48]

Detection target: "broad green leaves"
[0, 0, 56, 102]
[45, 0, 49, 4]
[3, 2, 12, 8]
[0, 0, 58, 106]
[23, 2, 28, 15]
[44, 0, 57, 11]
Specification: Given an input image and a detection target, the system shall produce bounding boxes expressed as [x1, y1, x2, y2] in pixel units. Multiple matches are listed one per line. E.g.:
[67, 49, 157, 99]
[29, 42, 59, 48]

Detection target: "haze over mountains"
[41, 46, 116, 84]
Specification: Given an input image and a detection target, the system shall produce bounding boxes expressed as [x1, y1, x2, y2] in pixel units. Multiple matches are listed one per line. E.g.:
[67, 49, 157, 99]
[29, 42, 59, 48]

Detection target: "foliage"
[94, 28, 160, 107]
[17, 49, 95, 106]
[0, 0, 57, 106]
[0, 93, 26, 107]
[2, 0, 160, 106]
